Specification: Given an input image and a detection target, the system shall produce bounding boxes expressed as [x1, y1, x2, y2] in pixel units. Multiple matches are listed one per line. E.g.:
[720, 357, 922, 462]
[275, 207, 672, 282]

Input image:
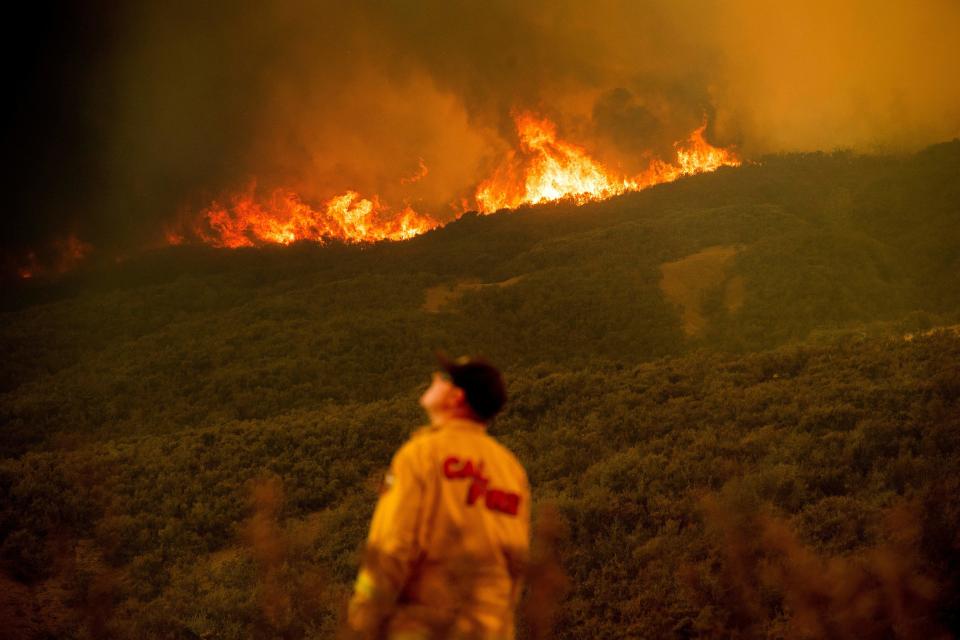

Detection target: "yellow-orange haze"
[10, 0, 960, 269]
[118, 0, 959, 248]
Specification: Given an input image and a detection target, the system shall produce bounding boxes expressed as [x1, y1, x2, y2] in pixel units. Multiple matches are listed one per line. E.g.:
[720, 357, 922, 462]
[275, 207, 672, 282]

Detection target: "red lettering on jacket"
[467, 476, 488, 505]
[442, 456, 519, 516]
[443, 456, 462, 478]
[485, 489, 520, 516]
[443, 456, 481, 480]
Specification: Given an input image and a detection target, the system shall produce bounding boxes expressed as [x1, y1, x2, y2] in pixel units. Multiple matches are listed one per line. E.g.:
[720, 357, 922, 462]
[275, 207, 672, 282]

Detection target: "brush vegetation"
[1, 142, 959, 638]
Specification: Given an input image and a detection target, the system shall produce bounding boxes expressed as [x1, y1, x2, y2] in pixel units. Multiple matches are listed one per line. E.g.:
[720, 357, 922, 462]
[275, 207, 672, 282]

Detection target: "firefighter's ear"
[449, 384, 467, 407]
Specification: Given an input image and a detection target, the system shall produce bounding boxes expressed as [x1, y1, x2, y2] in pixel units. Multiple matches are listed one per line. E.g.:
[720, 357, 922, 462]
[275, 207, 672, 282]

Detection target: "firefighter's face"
[420, 371, 465, 418]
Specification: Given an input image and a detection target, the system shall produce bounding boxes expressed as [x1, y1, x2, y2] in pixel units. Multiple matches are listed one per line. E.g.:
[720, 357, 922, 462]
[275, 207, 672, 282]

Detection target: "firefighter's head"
[421, 354, 507, 423]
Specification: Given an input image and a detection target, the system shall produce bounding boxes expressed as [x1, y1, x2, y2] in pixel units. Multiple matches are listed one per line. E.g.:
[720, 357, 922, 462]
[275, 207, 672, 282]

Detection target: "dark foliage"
[1, 143, 959, 638]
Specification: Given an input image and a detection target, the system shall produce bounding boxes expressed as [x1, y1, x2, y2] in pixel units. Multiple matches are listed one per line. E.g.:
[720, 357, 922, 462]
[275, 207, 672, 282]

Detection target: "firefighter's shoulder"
[389, 424, 439, 467]
[408, 423, 438, 440]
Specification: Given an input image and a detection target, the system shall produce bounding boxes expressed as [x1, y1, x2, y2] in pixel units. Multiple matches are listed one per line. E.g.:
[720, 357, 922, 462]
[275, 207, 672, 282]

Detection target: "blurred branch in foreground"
[521, 504, 569, 640]
[684, 491, 949, 640]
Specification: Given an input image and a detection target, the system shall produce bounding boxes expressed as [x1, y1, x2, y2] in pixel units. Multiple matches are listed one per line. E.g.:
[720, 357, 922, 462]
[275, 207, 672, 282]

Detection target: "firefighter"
[347, 354, 530, 639]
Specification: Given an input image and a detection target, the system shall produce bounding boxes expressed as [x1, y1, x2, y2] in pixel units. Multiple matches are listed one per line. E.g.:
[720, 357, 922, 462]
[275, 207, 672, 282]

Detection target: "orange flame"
[169, 114, 738, 250]
[474, 112, 739, 213]
[179, 184, 440, 248]
[400, 157, 429, 185]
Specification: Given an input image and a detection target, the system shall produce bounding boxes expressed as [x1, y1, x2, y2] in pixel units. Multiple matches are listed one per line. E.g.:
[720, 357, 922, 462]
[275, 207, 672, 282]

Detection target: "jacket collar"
[433, 417, 488, 432]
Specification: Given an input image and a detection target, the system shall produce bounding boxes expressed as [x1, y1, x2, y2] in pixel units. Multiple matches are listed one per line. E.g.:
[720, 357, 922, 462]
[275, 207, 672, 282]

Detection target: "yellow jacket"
[349, 418, 530, 639]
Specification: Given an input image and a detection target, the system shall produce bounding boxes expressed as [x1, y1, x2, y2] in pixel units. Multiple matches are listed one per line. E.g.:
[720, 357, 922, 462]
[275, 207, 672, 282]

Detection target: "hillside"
[4, 143, 959, 455]
[1, 143, 959, 638]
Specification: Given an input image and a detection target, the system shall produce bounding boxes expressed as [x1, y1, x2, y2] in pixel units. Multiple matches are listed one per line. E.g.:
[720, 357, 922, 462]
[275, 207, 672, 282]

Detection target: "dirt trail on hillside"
[660, 245, 744, 337]
[423, 276, 525, 313]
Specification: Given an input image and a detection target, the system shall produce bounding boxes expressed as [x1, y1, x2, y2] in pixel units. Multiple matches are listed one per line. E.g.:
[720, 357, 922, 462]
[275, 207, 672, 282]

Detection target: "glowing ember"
[181, 185, 440, 248]
[474, 113, 739, 213]
[16, 234, 92, 279]
[17, 260, 36, 279]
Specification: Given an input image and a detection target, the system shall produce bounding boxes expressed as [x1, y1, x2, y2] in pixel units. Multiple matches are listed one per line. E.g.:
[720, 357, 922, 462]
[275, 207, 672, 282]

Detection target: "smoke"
[6, 0, 960, 267]
[711, 0, 960, 155]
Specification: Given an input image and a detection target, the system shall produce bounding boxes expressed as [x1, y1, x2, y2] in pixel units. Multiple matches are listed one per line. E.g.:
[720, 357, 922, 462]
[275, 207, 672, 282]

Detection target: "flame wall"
[6, 0, 960, 272]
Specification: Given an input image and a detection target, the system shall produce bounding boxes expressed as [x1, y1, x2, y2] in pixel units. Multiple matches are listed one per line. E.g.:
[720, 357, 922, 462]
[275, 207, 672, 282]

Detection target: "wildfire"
[400, 157, 429, 185]
[16, 234, 92, 280]
[13, 115, 739, 279]
[169, 113, 738, 250]
[474, 112, 739, 213]
[172, 185, 440, 248]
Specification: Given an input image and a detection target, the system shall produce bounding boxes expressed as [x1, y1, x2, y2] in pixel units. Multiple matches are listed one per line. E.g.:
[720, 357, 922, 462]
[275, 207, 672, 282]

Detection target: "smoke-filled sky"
[5, 0, 960, 270]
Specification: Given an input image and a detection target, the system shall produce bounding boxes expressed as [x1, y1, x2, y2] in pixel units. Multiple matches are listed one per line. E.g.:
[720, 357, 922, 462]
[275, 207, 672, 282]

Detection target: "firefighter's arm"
[347, 443, 425, 633]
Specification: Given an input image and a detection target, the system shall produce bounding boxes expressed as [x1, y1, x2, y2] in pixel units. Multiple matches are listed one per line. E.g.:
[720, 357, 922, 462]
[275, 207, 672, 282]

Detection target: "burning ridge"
[168, 112, 739, 249]
[475, 113, 739, 213]
[13, 113, 739, 278]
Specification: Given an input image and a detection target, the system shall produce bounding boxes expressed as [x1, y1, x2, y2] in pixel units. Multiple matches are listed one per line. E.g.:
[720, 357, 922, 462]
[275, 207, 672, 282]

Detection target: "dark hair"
[437, 354, 507, 420]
